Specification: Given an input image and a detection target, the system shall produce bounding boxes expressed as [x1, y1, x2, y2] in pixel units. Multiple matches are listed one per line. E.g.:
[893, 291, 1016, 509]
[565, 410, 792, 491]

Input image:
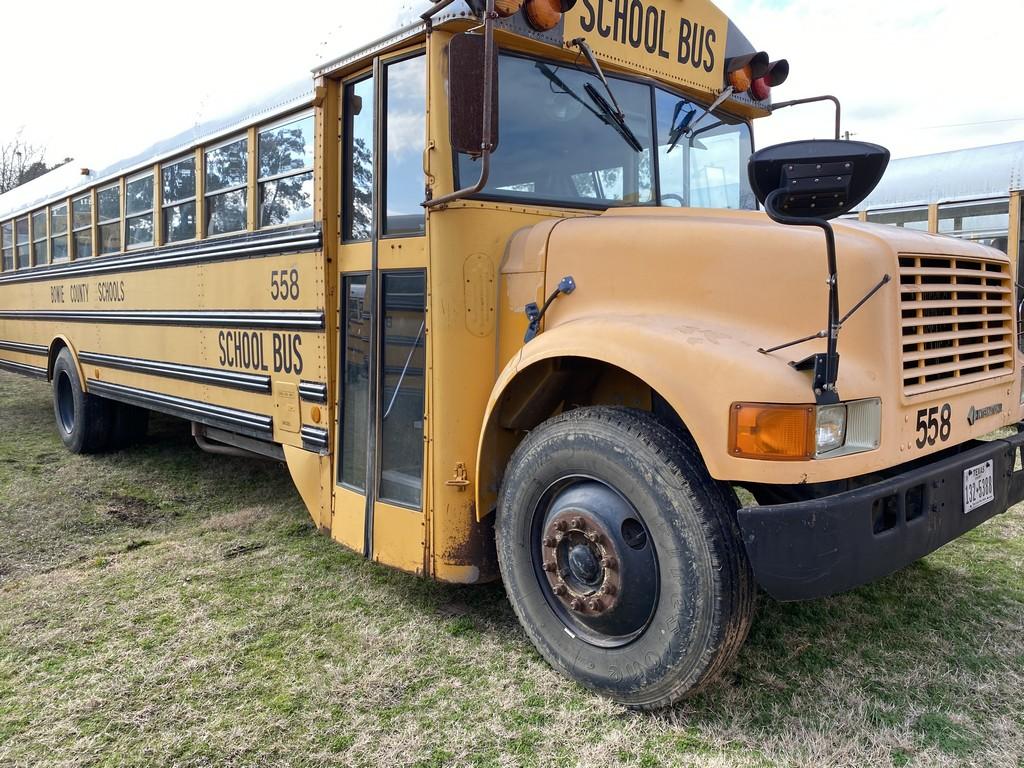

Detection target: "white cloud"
[716, 0, 1024, 158]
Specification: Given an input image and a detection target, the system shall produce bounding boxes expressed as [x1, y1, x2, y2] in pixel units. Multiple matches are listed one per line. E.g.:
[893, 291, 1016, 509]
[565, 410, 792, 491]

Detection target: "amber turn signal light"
[729, 403, 816, 461]
[495, 0, 524, 16]
[524, 0, 576, 32]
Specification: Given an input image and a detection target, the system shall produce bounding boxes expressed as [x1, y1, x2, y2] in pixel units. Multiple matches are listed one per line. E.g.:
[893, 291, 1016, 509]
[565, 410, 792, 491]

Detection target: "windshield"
[456, 53, 754, 211]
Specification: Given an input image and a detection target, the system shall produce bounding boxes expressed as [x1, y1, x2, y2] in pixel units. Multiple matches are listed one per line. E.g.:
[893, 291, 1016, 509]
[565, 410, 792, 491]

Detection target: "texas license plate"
[963, 460, 995, 514]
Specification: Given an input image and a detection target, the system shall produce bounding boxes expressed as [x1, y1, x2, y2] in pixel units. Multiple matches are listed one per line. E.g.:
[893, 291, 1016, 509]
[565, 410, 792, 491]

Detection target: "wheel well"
[478, 356, 691, 516]
[47, 338, 69, 381]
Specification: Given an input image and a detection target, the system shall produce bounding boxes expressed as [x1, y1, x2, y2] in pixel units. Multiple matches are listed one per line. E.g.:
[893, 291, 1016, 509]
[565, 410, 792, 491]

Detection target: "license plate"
[963, 460, 995, 514]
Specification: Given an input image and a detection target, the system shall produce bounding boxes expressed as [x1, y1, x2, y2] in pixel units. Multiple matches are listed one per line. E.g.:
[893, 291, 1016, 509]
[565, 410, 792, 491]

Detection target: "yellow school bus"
[2, 0, 1023, 709]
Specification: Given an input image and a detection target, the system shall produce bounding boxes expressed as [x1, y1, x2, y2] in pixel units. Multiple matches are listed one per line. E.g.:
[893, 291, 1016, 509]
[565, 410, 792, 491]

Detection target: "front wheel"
[52, 348, 113, 454]
[496, 407, 755, 710]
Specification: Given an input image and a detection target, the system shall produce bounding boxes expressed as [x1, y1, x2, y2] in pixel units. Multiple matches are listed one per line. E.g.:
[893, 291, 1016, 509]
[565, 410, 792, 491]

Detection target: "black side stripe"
[0, 225, 322, 287]
[0, 309, 324, 331]
[0, 340, 48, 356]
[301, 425, 329, 453]
[79, 351, 271, 393]
[0, 359, 47, 379]
[87, 379, 274, 441]
[298, 381, 328, 403]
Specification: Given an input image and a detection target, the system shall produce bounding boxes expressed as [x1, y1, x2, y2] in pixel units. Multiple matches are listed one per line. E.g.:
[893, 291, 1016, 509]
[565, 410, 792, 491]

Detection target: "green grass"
[1, 371, 1022, 767]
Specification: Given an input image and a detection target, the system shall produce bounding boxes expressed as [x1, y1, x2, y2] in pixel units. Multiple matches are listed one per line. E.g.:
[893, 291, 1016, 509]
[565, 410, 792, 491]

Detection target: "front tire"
[52, 348, 112, 454]
[496, 407, 754, 710]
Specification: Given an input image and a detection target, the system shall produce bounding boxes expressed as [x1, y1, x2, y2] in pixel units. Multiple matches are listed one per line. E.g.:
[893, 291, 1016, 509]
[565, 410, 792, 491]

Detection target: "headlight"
[729, 399, 881, 461]
[815, 405, 847, 455]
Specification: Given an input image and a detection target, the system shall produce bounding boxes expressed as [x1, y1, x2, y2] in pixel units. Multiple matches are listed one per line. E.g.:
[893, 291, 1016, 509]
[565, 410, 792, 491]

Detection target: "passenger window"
[125, 173, 154, 248]
[15, 216, 29, 268]
[378, 270, 426, 507]
[162, 157, 197, 243]
[258, 114, 314, 227]
[1, 221, 12, 271]
[343, 77, 374, 242]
[71, 196, 93, 259]
[97, 185, 121, 254]
[31, 210, 48, 265]
[383, 55, 426, 237]
[50, 204, 69, 263]
[339, 274, 370, 490]
[205, 136, 248, 236]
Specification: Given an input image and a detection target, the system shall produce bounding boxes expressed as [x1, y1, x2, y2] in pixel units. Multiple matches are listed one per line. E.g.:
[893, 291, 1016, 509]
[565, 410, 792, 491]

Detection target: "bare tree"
[0, 132, 68, 194]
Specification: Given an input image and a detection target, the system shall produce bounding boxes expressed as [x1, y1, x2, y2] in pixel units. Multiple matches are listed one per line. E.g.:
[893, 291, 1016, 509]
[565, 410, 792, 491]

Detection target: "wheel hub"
[541, 509, 622, 617]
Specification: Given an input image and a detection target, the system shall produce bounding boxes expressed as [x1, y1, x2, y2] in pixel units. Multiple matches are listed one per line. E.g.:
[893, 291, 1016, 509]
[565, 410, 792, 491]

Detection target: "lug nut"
[543, 537, 557, 548]
[587, 599, 602, 612]
[569, 598, 583, 611]
[571, 516, 585, 530]
[554, 520, 567, 532]
[585, 531, 601, 543]
[553, 585, 567, 596]
[542, 561, 556, 573]
[600, 556, 617, 570]
[600, 584, 617, 596]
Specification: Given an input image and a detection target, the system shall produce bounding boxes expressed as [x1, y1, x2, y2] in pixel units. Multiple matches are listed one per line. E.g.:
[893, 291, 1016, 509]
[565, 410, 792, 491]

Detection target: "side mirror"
[448, 33, 499, 156]
[748, 139, 889, 222]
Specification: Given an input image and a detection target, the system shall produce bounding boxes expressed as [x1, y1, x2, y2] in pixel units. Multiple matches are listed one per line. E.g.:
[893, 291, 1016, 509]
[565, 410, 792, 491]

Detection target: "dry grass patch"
[1, 371, 1022, 767]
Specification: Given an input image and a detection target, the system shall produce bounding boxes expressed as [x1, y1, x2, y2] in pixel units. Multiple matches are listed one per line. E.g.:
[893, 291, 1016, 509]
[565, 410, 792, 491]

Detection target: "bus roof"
[859, 140, 1024, 212]
[0, 78, 312, 221]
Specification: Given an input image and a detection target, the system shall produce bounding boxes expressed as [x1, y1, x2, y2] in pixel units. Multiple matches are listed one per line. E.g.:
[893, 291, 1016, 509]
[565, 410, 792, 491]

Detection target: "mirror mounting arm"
[770, 95, 842, 142]
[763, 189, 842, 405]
[424, 0, 498, 209]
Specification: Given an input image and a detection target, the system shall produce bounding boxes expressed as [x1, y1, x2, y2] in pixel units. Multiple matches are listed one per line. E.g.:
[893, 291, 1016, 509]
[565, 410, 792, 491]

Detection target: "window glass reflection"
[344, 77, 374, 241]
[164, 202, 197, 243]
[207, 189, 247, 236]
[31, 210, 47, 265]
[938, 199, 1010, 251]
[126, 174, 153, 216]
[15, 217, 29, 268]
[206, 137, 247, 193]
[258, 115, 314, 228]
[259, 116, 314, 178]
[98, 186, 120, 222]
[1, 221, 12, 271]
[260, 173, 314, 227]
[163, 157, 196, 203]
[384, 56, 426, 236]
[866, 207, 929, 231]
[340, 275, 370, 490]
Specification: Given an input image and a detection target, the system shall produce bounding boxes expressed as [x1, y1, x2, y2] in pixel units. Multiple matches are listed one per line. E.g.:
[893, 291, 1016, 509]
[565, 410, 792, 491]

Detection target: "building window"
[162, 156, 196, 243]
[258, 114, 314, 228]
[126, 172, 154, 248]
[205, 136, 248, 236]
[31, 209, 48, 265]
[72, 194, 93, 259]
[383, 55, 426, 236]
[15, 216, 30, 268]
[1, 221, 13, 271]
[97, 184, 121, 255]
[50, 203, 69, 262]
[343, 77, 374, 242]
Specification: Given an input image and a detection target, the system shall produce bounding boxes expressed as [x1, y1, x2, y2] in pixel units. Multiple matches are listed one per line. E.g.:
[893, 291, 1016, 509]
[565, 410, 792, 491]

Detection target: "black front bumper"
[737, 428, 1024, 601]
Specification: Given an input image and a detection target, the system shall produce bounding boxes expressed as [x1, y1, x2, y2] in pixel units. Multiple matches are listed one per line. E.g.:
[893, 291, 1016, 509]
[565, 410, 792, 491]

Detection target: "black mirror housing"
[748, 139, 889, 222]
[448, 33, 499, 157]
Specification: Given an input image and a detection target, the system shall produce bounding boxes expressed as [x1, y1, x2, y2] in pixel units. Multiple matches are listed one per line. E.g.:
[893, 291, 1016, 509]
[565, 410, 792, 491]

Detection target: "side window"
[15, 216, 29, 268]
[50, 204, 69, 262]
[162, 157, 197, 243]
[378, 270, 426, 507]
[343, 77, 374, 241]
[97, 185, 122, 254]
[72, 195, 93, 259]
[125, 172, 154, 248]
[31, 210, 47, 265]
[258, 114, 314, 227]
[339, 274, 370, 490]
[383, 55, 426, 236]
[205, 136, 248, 236]
[1, 221, 12, 271]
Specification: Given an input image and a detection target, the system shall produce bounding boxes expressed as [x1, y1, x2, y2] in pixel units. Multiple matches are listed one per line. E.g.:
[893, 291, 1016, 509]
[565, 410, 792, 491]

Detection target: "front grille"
[899, 254, 1014, 397]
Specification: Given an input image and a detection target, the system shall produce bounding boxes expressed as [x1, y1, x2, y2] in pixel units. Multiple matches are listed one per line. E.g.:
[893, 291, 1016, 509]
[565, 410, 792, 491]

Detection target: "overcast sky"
[1, 1, 1022, 170]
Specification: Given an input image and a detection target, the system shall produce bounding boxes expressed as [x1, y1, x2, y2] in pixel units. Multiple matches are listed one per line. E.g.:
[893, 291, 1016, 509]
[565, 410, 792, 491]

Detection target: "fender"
[47, 335, 89, 392]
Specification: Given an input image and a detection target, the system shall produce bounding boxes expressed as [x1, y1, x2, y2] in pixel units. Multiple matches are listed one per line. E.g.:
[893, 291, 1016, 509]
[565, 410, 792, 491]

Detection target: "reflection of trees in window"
[258, 116, 314, 228]
[348, 137, 373, 240]
[344, 78, 374, 241]
[125, 174, 154, 248]
[206, 137, 247, 236]
[1, 221, 12, 271]
[50, 204, 68, 262]
[162, 157, 196, 243]
[97, 185, 121, 254]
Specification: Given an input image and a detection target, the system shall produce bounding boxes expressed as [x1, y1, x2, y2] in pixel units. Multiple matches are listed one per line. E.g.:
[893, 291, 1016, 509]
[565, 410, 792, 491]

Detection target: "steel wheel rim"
[56, 372, 76, 435]
[531, 475, 660, 648]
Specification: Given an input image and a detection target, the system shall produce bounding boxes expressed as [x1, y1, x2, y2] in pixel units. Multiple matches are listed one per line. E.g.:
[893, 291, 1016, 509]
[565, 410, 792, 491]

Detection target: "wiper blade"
[583, 82, 644, 153]
[666, 101, 696, 154]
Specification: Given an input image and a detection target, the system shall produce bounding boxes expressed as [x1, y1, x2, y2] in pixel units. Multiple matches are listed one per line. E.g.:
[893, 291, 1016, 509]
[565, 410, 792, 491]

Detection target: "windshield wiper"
[570, 38, 644, 153]
[666, 101, 697, 154]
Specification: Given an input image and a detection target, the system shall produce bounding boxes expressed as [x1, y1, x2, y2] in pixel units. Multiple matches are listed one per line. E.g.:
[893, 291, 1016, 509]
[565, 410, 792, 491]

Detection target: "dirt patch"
[101, 495, 165, 527]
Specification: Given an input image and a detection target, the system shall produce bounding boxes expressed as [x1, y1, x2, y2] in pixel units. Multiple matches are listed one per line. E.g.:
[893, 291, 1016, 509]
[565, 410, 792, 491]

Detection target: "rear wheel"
[496, 407, 754, 709]
[52, 348, 113, 454]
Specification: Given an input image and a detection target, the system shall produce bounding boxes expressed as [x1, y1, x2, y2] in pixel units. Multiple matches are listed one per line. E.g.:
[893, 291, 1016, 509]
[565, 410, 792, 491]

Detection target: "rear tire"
[52, 348, 112, 454]
[496, 407, 754, 710]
